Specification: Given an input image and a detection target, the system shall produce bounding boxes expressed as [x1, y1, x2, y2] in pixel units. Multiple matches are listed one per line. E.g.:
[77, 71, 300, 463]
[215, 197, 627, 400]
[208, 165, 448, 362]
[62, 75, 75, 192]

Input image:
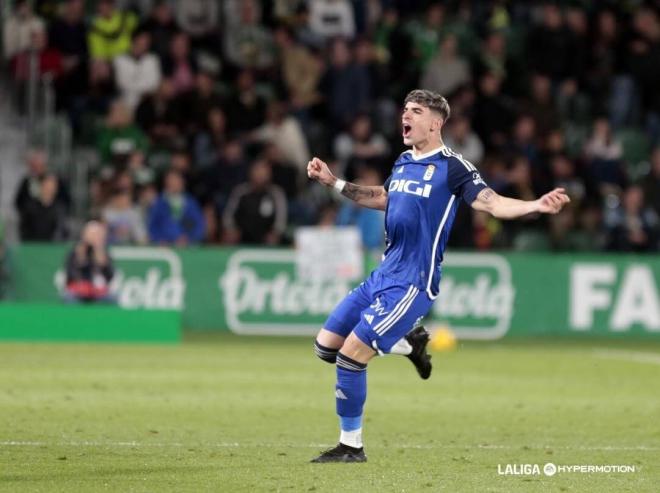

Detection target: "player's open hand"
[306, 157, 335, 187]
[537, 188, 571, 214]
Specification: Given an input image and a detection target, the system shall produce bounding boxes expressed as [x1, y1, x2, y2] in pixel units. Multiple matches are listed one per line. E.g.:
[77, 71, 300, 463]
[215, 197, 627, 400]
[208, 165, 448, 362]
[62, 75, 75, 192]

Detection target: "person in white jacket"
[3, 0, 45, 61]
[113, 30, 161, 112]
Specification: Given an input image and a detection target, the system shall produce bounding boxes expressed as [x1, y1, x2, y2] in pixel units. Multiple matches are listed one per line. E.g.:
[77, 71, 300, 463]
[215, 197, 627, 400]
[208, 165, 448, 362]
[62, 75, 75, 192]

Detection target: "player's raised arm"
[471, 187, 570, 219]
[306, 157, 388, 211]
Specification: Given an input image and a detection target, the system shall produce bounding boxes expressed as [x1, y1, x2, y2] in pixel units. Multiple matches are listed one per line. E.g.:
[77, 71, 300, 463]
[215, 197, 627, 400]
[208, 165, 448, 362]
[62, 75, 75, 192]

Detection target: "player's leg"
[314, 329, 345, 364]
[357, 284, 434, 368]
[313, 276, 373, 364]
[311, 332, 375, 463]
[390, 325, 433, 379]
[312, 278, 424, 463]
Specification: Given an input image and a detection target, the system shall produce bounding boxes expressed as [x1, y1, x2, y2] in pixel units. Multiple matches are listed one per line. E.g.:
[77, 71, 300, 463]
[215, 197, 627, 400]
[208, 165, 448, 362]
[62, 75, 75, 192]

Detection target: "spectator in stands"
[550, 154, 586, 204]
[642, 147, 660, 216]
[499, 155, 537, 244]
[507, 115, 539, 166]
[113, 30, 161, 112]
[252, 101, 310, 173]
[628, 8, 660, 143]
[162, 32, 197, 94]
[48, 0, 87, 111]
[475, 31, 514, 92]
[528, 2, 572, 83]
[11, 27, 63, 84]
[88, 0, 138, 61]
[79, 58, 117, 121]
[180, 71, 223, 135]
[322, 38, 371, 129]
[102, 187, 148, 245]
[135, 78, 182, 149]
[407, 3, 446, 71]
[472, 71, 515, 150]
[195, 140, 248, 217]
[261, 143, 301, 200]
[273, 25, 323, 114]
[333, 113, 389, 180]
[148, 169, 205, 246]
[584, 118, 626, 192]
[584, 117, 623, 162]
[223, 0, 275, 70]
[64, 221, 114, 303]
[336, 167, 385, 251]
[308, 0, 356, 40]
[421, 34, 470, 98]
[525, 73, 561, 138]
[96, 101, 149, 166]
[139, 0, 178, 62]
[443, 114, 484, 165]
[193, 107, 228, 169]
[223, 159, 287, 245]
[3, 0, 45, 61]
[588, 9, 624, 117]
[565, 5, 590, 86]
[225, 70, 267, 133]
[290, 3, 325, 50]
[17, 173, 68, 241]
[605, 185, 659, 252]
[174, 0, 219, 51]
[14, 149, 70, 232]
[372, 8, 414, 101]
[168, 150, 194, 184]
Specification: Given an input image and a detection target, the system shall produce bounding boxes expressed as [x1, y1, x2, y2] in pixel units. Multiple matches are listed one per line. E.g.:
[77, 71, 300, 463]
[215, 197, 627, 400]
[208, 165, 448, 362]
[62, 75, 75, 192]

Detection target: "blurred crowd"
[5, 0, 660, 252]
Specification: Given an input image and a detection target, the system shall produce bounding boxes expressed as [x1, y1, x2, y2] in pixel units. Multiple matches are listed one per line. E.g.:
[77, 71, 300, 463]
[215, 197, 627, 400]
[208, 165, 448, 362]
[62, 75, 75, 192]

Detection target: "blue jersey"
[378, 146, 488, 299]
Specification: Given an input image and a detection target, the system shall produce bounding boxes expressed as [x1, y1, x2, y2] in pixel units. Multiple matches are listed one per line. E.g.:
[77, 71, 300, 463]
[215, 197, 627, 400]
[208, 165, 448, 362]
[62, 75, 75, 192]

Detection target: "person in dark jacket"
[148, 169, 205, 245]
[64, 221, 115, 302]
[222, 159, 287, 245]
[19, 174, 68, 241]
[14, 150, 70, 240]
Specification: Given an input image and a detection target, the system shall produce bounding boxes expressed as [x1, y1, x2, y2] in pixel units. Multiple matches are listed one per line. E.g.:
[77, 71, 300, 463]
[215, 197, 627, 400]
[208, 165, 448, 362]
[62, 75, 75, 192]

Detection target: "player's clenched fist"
[537, 187, 571, 214]
[306, 157, 335, 187]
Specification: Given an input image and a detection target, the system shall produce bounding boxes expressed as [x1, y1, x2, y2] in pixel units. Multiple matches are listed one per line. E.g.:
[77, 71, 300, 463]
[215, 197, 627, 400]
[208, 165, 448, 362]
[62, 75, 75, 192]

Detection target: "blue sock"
[335, 352, 367, 448]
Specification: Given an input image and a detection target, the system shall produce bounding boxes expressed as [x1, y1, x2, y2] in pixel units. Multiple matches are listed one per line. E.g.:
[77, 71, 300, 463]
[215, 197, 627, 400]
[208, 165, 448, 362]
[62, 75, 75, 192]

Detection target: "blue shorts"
[324, 270, 434, 354]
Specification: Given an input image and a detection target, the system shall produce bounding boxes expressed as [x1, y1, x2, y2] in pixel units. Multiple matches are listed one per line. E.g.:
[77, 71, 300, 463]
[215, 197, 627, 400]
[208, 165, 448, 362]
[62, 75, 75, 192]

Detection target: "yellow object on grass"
[429, 326, 457, 351]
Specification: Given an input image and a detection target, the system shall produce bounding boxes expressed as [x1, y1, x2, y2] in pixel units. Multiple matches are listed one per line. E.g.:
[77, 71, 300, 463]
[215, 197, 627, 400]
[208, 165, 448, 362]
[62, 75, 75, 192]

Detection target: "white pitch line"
[593, 349, 660, 366]
[1, 441, 659, 452]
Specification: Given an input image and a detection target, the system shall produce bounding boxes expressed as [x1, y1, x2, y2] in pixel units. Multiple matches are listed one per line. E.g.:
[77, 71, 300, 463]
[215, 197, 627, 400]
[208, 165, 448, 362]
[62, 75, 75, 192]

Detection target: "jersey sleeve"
[446, 156, 488, 204]
[383, 173, 392, 191]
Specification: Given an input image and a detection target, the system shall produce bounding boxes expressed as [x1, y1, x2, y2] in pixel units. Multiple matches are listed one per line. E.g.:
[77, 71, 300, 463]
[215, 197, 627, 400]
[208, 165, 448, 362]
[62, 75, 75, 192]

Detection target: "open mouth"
[402, 123, 412, 138]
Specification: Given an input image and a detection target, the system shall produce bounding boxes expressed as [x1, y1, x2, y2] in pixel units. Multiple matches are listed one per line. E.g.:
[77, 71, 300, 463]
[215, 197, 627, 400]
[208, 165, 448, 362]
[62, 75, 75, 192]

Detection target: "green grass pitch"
[1, 334, 659, 492]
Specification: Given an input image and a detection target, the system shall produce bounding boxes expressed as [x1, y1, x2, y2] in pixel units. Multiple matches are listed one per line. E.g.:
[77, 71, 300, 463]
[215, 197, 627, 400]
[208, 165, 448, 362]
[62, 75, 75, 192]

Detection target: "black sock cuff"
[336, 352, 367, 372]
[314, 341, 338, 363]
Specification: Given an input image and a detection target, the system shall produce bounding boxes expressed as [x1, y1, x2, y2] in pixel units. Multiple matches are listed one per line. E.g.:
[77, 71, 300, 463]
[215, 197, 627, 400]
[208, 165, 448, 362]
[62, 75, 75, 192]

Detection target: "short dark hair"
[404, 89, 450, 121]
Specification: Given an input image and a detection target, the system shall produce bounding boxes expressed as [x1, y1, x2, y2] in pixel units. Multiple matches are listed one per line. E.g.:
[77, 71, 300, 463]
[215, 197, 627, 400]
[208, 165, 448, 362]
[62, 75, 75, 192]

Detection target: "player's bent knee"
[339, 332, 377, 364]
[314, 340, 338, 364]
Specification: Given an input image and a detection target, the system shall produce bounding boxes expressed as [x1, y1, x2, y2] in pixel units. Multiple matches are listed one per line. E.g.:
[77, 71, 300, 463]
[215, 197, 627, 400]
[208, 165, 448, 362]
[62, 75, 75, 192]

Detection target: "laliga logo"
[388, 179, 432, 198]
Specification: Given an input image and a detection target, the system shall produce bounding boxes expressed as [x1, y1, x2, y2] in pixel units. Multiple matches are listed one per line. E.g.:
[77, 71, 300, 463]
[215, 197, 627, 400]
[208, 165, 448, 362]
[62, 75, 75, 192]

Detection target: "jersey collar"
[409, 144, 446, 161]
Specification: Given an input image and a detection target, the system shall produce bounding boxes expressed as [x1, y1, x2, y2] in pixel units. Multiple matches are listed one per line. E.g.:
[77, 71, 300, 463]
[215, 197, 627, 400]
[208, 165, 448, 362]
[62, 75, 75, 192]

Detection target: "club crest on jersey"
[388, 179, 432, 198]
[423, 165, 435, 181]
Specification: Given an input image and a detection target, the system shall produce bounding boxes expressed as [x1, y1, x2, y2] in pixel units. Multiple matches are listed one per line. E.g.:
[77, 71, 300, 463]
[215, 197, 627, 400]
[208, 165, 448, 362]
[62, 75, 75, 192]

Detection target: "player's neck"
[411, 140, 445, 160]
